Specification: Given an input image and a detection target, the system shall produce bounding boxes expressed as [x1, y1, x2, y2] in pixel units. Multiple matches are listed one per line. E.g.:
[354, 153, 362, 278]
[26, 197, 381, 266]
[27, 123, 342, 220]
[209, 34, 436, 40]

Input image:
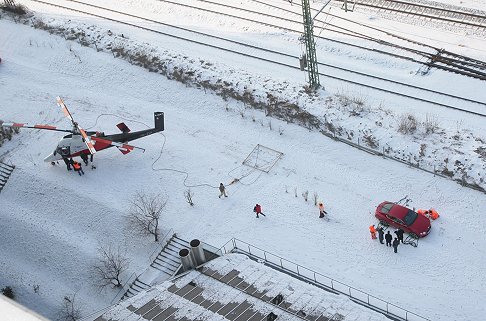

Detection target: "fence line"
[219, 238, 430, 321]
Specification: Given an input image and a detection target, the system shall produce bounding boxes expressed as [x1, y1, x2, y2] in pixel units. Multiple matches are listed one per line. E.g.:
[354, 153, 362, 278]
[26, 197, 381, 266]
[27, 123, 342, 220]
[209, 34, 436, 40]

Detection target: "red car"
[375, 201, 431, 238]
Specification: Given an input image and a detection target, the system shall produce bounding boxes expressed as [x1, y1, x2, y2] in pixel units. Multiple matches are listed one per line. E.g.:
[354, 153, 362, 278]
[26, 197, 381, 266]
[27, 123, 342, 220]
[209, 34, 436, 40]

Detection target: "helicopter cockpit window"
[57, 146, 71, 156]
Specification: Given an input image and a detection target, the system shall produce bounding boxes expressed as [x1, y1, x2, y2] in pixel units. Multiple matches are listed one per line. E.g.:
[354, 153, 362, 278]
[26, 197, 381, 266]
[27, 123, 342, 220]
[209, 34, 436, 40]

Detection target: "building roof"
[94, 253, 388, 321]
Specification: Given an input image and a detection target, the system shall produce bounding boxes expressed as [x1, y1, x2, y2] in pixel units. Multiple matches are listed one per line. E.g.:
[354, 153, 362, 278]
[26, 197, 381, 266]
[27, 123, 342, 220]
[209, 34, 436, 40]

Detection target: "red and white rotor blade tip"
[79, 127, 97, 155]
[1, 122, 72, 132]
[56, 96, 75, 123]
[91, 136, 143, 155]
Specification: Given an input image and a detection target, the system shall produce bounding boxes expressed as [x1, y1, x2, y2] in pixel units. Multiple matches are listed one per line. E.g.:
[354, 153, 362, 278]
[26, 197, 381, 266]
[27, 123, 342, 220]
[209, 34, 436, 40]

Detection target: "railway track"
[155, 0, 486, 80]
[28, 0, 486, 117]
[333, 0, 486, 30]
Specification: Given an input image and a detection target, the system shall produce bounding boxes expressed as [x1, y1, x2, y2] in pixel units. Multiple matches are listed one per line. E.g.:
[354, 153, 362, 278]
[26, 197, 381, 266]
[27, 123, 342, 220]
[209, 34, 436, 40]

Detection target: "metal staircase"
[0, 161, 15, 193]
[121, 235, 190, 300]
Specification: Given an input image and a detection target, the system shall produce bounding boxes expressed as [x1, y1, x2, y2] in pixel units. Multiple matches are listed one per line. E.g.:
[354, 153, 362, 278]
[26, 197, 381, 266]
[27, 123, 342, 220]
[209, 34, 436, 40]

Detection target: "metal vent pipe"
[179, 248, 195, 271]
[190, 239, 206, 266]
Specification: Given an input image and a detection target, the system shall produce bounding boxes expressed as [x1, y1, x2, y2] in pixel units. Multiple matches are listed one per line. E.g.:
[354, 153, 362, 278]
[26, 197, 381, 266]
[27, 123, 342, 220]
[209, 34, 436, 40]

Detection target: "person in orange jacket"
[369, 225, 377, 239]
[318, 202, 327, 218]
[417, 209, 428, 216]
[429, 208, 440, 220]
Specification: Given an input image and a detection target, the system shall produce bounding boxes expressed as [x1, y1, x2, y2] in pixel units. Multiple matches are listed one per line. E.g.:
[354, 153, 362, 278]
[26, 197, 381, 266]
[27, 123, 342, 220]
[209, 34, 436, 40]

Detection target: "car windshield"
[403, 210, 418, 226]
[381, 203, 394, 214]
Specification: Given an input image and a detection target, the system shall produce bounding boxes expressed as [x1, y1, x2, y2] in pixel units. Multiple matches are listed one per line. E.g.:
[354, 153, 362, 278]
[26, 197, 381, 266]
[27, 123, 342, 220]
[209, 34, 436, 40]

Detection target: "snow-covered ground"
[1, 1, 486, 320]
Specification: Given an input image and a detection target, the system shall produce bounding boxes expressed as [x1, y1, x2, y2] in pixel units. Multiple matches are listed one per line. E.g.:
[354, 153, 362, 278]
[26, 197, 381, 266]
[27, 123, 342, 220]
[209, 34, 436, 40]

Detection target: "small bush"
[2, 286, 15, 299]
[1, 0, 27, 15]
[398, 114, 418, 134]
[424, 113, 439, 134]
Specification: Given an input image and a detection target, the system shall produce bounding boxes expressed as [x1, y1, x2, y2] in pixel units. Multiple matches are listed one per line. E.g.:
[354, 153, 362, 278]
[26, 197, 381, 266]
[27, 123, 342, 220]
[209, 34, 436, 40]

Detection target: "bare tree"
[302, 190, 309, 202]
[184, 189, 194, 206]
[58, 293, 82, 321]
[93, 244, 129, 289]
[127, 192, 167, 242]
[313, 192, 319, 206]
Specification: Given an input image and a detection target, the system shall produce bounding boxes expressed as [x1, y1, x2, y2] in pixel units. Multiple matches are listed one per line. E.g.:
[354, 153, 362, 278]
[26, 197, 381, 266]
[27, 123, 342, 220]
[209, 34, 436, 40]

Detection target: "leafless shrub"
[184, 189, 194, 206]
[294, 187, 298, 197]
[239, 109, 245, 118]
[285, 185, 288, 193]
[456, 120, 463, 132]
[424, 113, 439, 134]
[398, 114, 418, 134]
[302, 190, 309, 202]
[419, 144, 426, 157]
[93, 244, 129, 289]
[268, 120, 272, 130]
[278, 126, 284, 135]
[126, 192, 167, 242]
[313, 192, 318, 205]
[58, 293, 82, 321]
[251, 115, 256, 122]
[1, 0, 27, 15]
[363, 134, 379, 149]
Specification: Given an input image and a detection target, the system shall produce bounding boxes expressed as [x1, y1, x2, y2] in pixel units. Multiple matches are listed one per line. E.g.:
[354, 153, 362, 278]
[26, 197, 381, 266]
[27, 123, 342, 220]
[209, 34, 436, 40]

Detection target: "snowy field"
[1, 0, 486, 320]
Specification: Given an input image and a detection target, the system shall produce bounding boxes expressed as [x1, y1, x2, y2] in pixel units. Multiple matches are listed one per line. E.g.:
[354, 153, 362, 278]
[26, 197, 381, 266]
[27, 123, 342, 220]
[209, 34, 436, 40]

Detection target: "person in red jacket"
[253, 204, 266, 218]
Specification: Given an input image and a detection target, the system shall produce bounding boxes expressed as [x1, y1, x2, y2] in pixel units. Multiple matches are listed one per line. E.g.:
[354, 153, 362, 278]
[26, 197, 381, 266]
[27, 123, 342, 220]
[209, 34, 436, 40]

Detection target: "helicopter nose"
[44, 153, 56, 162]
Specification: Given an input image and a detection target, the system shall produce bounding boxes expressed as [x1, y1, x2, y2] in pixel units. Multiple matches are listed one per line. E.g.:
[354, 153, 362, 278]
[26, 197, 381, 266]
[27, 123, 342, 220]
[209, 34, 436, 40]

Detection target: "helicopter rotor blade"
[91, 136, 145, 154]
[56, 96, 96, 155]
[79, 127, 97, 155]
[56, 96, 76, 127]
[1, 122, 72, 133]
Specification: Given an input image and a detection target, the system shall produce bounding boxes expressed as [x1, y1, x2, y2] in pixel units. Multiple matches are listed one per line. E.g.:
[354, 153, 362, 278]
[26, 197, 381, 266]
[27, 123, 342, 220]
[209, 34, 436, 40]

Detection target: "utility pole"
[301, 0, 320, 89]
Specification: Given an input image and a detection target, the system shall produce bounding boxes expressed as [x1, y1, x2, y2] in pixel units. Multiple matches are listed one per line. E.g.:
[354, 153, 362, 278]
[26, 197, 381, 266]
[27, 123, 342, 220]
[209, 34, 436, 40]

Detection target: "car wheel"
[379, 220, 389, 227]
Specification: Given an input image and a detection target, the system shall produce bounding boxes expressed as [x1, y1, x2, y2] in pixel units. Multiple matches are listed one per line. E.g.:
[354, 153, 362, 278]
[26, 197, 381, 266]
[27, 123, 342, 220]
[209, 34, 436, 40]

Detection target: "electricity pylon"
[301, 0, 320, 89]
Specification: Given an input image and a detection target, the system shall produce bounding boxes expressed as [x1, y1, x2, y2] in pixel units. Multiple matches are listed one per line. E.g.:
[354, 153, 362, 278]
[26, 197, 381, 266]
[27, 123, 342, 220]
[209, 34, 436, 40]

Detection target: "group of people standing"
[370, 225, 404, 253]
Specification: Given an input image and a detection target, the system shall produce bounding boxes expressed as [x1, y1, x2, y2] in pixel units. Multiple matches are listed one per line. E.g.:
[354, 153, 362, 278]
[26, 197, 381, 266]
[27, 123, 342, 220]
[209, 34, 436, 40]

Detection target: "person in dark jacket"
[218, 183, 228, 198]
[377, 226, 385, 244]
[392, 237, 400, 253]
[394, 229, 404, 244]
[253, 204, 266, 218]
[385, 231, 393, 247]
[80, 153, 89, 166]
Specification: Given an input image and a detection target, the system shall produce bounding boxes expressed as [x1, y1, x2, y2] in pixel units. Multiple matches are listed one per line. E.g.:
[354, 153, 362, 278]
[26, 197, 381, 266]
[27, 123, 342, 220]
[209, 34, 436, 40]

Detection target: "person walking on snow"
[318, 202, 327, 218]
[385, 231, 393, 247]
[369, 225, 377, 239]
[219, 183, 228, 198]
[392, 237, 400, 253]
[253, 204, 266, 218]
[394, 228, 404, 244]
[377, 226, 385, 244]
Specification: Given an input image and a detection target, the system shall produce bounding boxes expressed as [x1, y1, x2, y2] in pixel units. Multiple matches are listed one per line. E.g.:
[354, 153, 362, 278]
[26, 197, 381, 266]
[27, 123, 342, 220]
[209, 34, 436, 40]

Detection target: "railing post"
[296, 265, 300, 275]
[331, 279, 334, 289]
[348, 287, 351, 297]
[248, 244, 251, 254]
[313, 272, 316, 282]
[264, 252, 267, 261]
[280, 258, 283, 268]
[367, 294, 369, 305]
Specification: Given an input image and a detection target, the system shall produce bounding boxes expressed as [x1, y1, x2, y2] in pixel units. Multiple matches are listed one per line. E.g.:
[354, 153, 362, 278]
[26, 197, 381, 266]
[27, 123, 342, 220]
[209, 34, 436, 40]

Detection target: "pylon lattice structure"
[302, 0, 320, 89]
[242, 144, 284, 173]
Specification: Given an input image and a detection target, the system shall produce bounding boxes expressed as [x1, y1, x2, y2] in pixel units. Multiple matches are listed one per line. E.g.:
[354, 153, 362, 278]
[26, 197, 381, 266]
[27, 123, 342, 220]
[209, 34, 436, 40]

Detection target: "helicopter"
[1, 97, 164, 164]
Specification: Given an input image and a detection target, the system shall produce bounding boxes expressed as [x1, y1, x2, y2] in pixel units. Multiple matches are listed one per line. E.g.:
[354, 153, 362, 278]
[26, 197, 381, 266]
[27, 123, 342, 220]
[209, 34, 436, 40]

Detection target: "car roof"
[386, 202, 410, 219]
